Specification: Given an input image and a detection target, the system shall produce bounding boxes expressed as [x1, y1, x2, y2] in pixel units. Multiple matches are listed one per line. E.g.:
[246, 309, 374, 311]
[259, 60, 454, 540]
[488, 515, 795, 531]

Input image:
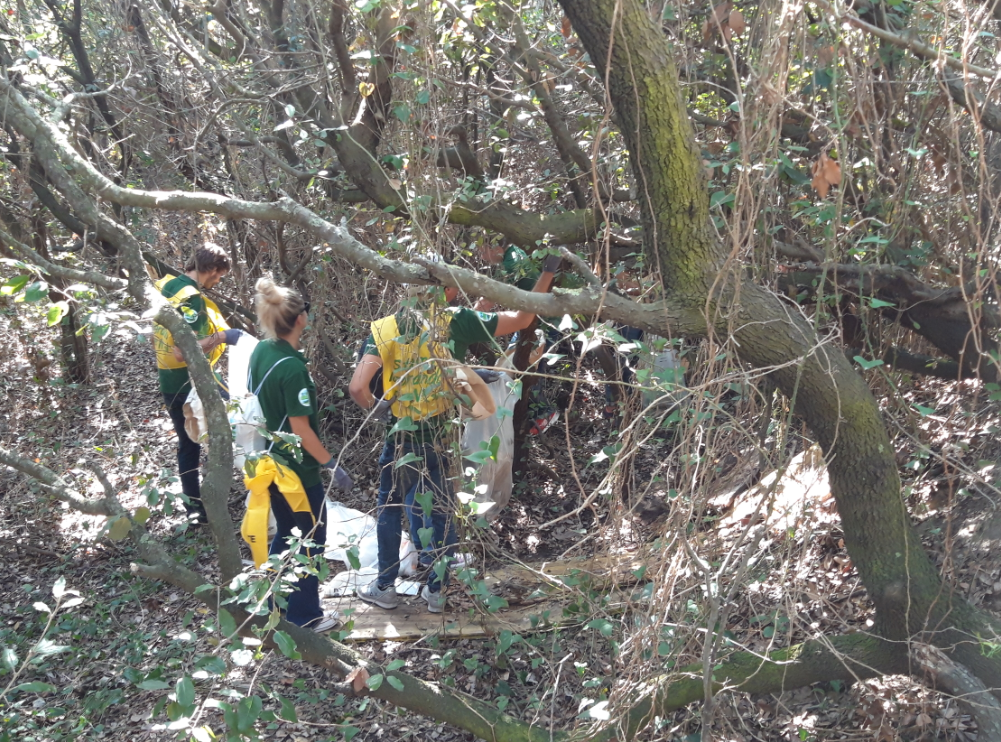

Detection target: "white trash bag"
[323, 500, 418, 575]
[461, 371, 517, 516]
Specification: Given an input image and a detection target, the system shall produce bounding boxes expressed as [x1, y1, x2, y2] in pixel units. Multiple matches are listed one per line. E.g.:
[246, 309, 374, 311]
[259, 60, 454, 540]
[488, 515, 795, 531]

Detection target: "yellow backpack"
[153, 274, 229, 370]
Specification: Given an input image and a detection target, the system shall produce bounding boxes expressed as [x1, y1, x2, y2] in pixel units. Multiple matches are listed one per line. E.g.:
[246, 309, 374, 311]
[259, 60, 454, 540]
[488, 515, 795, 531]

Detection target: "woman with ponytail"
[248, 277, 350, 632]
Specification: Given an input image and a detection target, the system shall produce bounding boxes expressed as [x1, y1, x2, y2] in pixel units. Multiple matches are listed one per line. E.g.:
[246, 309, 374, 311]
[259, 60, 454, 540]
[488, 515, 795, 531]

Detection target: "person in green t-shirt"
[248, 277, 352, 633]
[348, 261, 558, 614]
[154, 244, 245, 524]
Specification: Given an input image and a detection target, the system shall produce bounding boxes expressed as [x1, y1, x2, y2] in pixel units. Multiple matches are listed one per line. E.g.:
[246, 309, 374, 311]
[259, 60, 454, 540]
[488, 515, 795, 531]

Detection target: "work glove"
[474, 369, 502, 385]
[372, 397, 393, 422]
[542, 253, 562, 274]
[222, 328, 244, 345]
[324, 459, 354, 491]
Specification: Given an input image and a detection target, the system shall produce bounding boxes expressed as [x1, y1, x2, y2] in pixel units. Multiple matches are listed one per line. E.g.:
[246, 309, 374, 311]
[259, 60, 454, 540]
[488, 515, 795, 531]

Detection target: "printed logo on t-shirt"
[297, 388, 310, 407]
[475, 311, 492, 322]
[181, 306, 198, 324]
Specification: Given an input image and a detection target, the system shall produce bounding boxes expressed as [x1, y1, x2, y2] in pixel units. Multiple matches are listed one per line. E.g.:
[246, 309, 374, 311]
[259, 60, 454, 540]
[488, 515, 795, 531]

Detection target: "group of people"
[154, 243, 560, 633]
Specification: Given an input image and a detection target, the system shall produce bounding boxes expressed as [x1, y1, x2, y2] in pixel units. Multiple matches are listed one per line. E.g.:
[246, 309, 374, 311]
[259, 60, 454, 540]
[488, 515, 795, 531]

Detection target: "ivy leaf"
[367, 673, 384, 691]
[853, 355, 884, 371]
[175, 676, 195, 708]
[387, 676, 404, 692]
[273, 630, 301, 660]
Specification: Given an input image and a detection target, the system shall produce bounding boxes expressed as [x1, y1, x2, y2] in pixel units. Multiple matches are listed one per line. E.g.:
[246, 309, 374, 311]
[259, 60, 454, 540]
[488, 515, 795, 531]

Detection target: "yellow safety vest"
[370, 311, 455, 422]
[241, 455, 315, 568]
[153, 274, 229, 371]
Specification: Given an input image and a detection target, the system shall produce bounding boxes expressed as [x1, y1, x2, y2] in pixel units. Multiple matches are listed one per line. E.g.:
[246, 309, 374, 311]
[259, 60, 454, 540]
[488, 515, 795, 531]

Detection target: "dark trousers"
[163, 384, 230, 518]
[268, 481, 326, 626]
[163, 390, 204, 517]
[376, 439, 457, 592]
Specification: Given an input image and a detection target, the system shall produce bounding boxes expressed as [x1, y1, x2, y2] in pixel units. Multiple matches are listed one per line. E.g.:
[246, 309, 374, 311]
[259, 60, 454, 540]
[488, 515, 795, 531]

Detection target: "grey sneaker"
[421, 585, 445, 614]
[357, 579, 399, 610]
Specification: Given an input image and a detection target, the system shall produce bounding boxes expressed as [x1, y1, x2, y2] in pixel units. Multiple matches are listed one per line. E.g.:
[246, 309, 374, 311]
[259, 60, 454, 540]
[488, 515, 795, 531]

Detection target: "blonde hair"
[254, 277, 305, 339]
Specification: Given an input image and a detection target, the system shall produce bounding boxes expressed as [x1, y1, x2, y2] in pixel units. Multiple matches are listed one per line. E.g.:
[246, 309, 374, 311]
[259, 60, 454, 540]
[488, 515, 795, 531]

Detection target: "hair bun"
[254, 277, 284, 305]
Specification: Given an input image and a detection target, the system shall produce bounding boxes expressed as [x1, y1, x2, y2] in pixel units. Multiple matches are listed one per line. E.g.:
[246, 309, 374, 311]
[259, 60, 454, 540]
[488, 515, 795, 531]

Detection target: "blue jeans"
[376, 439, 457, 591]
[163, 383, 229, 518]
[269, 481, 326, 626]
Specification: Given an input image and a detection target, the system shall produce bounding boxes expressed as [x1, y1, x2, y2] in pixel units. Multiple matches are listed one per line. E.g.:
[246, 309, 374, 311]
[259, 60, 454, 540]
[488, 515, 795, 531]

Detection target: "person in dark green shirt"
[154, 244, 244, 524]
[348, 263, 557, 614]
[249, 277, 351, 633]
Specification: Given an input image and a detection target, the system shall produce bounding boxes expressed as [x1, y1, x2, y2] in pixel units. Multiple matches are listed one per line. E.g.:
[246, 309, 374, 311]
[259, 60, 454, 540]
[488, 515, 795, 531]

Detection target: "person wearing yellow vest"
[348, 263, 557, 613]
[248, 277, 350, 633]
[154, 244, 244, 524]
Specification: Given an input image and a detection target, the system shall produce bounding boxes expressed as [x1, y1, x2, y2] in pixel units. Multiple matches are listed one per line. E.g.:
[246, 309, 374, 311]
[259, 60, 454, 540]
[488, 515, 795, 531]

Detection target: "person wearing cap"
[348, 257, 558, 613]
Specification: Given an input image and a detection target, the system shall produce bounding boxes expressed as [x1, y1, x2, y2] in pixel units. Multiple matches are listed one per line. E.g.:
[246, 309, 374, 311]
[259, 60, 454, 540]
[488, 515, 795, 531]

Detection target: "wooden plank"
[325, 552, 649, 642]
[328, 596, 565, 642]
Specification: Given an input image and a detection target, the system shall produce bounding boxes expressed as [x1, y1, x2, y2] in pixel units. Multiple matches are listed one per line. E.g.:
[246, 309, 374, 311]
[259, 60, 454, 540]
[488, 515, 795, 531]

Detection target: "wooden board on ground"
[326, 552, 649, 642]
[327, 596, 565, 642]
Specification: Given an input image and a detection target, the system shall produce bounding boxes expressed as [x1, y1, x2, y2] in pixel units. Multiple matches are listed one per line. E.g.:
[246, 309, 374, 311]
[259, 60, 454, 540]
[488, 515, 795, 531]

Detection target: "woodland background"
[3, 0, 1001, 740]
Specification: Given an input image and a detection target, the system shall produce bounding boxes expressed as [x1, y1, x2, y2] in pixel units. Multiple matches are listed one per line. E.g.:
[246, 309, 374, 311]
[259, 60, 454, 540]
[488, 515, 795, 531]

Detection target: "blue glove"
[474, 369, 502, 384]
[372, 398, 393, 422]
[324, 459, 353, 491]
[222, 328, 244, 345]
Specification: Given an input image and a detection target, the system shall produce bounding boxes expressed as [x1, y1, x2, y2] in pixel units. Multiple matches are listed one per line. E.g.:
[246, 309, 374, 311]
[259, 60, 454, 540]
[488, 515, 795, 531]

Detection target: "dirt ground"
[2, 300, 1000, 742]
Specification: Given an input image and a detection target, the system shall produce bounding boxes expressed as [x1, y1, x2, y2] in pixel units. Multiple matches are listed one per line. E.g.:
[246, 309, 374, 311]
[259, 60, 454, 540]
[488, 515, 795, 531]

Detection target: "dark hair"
[254, 276, 306, 339]
[184, 243, 231, 274]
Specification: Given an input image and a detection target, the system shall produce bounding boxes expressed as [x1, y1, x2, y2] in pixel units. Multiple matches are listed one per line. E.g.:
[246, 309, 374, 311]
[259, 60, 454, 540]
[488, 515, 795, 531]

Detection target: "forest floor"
[2, 299, 1001, 742]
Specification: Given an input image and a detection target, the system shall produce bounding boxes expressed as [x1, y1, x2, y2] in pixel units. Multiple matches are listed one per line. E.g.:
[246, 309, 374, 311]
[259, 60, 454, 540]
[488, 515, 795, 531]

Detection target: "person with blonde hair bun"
[247, 277, 350, 632]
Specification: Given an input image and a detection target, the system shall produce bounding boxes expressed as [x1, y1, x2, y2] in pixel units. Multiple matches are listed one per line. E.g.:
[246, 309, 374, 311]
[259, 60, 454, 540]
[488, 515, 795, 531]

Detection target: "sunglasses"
[302, 301, 311, 315]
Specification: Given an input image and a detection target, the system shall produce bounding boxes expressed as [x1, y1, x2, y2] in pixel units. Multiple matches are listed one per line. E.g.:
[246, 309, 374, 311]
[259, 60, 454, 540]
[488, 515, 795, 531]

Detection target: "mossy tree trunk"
[560, 0, 1001, 686]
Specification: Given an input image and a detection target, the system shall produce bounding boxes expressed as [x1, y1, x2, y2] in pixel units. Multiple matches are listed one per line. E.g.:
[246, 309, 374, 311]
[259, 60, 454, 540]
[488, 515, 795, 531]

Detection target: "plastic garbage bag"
[461, 371, 517, 516]
[324, 501, 418, 576]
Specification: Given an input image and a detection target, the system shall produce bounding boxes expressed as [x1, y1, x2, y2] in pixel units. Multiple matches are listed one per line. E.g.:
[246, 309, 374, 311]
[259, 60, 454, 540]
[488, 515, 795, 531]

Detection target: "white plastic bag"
[324, 501, 417, 576]
[461, 372, 517, 516]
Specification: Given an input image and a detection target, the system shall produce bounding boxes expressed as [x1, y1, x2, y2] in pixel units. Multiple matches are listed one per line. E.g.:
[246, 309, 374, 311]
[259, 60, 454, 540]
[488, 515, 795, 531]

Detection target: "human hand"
[541, 253, 562, 274]
[222, 328, 244, 345]
[324, 459, 354, 491]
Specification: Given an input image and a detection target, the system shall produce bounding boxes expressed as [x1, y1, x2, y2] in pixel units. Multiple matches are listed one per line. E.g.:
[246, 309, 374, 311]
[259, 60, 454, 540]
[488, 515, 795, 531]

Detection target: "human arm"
[349, 355, 383, 409]
[171, 330, 230, 363]
[289, 415, 333, 465]
[493, 260, 559, 336]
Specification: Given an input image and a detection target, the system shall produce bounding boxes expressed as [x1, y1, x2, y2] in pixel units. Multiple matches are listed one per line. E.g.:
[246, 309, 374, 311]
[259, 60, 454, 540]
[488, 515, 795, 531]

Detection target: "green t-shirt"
[158, 274, 215, 396]
[362, 307, 500, 443]
[249, 338, 323, 488]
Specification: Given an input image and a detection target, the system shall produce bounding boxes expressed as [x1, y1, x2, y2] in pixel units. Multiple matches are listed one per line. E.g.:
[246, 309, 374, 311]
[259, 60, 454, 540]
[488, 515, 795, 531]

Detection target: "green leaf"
[47, 301, 69, 326]
[133, 506, 151, 525]
[346, 544, 361, 571]
[418, 527, 433, 549]
[218, 608, 238, 640]
[853, 355, 884, 371]
[278, 694, 298, 722]
[710, 191, 734, 208]
[386, 659, 405, 672]
[387, 676, 404, 692]
[392, 103, 411, 122]
[284, 103, 296, 117]
[415, 90, 430, 105]
[868, 298, 895, 309]
[107, 516, 131, 541]
[914, 405, 936, 417]
[52, 577, 66, 600]
[175, 676, 195, 708]
[415, 489, 433, 517]
[389, 417, 418, 435]
[367, 673, 384, 691]
[22, 280, 48, 303]
[136, 679, 171, 690]
[194, 655, 227, 676]
[14, 681, 54, 694]
[1, 646, 17, 670]
[273, 630, 301, 660]
[394, 451, 421, 469]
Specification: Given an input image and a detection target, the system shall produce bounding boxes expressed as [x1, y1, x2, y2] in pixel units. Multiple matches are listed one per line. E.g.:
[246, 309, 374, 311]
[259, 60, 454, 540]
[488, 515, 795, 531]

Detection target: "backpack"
[230, 355, 293, 470]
